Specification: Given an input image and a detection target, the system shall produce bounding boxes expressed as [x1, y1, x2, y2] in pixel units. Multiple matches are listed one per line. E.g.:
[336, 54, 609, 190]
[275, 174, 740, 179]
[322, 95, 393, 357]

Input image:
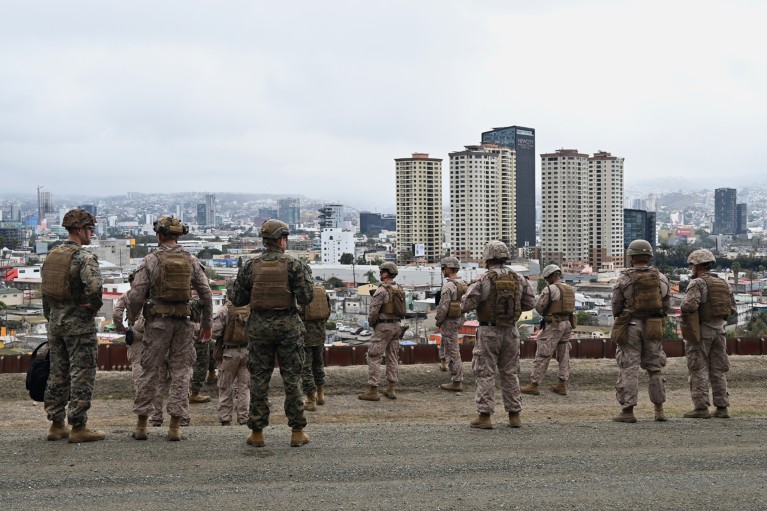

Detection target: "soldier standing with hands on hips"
[128, 216, 213, 441]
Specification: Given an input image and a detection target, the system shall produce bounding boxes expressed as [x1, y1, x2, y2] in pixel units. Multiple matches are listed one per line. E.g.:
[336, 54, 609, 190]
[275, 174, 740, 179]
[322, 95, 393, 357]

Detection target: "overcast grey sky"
[2, 0, 765, 212]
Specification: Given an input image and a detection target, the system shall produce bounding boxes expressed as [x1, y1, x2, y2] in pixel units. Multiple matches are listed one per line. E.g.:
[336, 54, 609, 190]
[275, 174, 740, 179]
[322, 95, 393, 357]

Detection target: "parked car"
[351, 327, 364, 335]
[359, 330, 372, 336]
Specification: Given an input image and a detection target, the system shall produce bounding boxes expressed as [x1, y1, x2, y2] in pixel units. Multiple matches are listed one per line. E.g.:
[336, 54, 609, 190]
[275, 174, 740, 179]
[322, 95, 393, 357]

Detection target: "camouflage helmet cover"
[440, 256, 460, 269]
[483, 240, 510, 261]
[153, 216, 189, 236]
[379, 262, 399, 276]
[626, 239, 653, 257]
[260, 219, 290, 239]
[542, 264, 562, 279]
[687, 249, 716, 266]
[61, 209, 96, 229]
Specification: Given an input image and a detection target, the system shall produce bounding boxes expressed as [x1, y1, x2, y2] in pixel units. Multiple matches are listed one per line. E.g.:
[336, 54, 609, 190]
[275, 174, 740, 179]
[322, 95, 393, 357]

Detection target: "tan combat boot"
[683, 407, 712, 419]
[713, 406, 730, 418]
[470, 413, 493, 429]
[358, 386, 380, 401]
[654, 404, 667, 422]
[206, 370, 218, 383]
[439, 359, 448, 372]
[290, 428, 310, 447]
[440, 381, 463, 392]
[168, 416, 182, 441]
[132, 415, 148, 440]
[550, 379, 567, 396]
[316, 384, 326, 405]
[47, 419, 70, 441]
[612, 406, 637, 423]
[189, 391, 211, 404]
[508, 412, 521, 428]
[383, 381, 397, 400]
[304, 392, 317, 412]
[520, 382, 540, 395]
[246, 430, 265, 447]
[68, 424, 106, 443]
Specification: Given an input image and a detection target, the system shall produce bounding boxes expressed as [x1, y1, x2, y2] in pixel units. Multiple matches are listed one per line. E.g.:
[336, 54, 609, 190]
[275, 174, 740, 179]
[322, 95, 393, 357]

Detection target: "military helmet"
[260, 219, 290, 239]
[542, 264, 562, 279]
[61, 209, 96, 229]
[483, 240, 510, 262]
[626, 239, 653, 257]
[379, 262, 399, 276]
[153, 216, 189, 236]
[440, 256, 460, 269]
[687, 249, 716, 266]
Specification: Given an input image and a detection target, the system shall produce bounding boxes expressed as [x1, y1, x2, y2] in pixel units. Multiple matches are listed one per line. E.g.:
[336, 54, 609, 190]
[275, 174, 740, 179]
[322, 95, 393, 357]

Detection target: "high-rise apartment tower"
[395, 153, 443, 264]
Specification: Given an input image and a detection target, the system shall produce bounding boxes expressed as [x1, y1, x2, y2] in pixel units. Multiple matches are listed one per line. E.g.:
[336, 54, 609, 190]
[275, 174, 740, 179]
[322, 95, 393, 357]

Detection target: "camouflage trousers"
[301, 344, 326, 395]
[217, 346, 250, 424]
[133, 317, 195, 419]
[127, 331, 165, 424]
[440, 318, 464, 382]
[366, 322, 402, 387]
[190, 339, 212, 394]
[44, 330, 98, 427]
[530, 320, 572, 384]
[615, 321, 667, 408]
[685, 323, 730, 409]
[247, 336, 307, 431]
[472, 325, 522, 415]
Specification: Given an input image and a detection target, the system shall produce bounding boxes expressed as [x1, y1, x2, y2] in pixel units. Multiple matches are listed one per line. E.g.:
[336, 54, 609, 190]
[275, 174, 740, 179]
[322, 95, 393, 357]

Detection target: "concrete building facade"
[395, 152, 443, 264]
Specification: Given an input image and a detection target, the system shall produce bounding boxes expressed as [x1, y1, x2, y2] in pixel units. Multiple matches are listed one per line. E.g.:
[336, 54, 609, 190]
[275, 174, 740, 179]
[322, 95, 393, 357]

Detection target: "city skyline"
[2, 1, 766, 211]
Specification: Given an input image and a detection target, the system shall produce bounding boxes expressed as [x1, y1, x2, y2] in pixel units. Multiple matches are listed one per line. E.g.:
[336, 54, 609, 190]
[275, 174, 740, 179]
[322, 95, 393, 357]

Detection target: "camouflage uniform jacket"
[368, 281, 402, 327]
[680, 274, 737, 329]
[461, 265, 535, 316]
[230, 248, 314, 316]
[435, 278, 465, 327]
[42, 241, 103, 335]
[211, 302, 229, 340]
[535, 283, 572, 316]
[126, 244, 213, 329]
[611, 266, 670, 317]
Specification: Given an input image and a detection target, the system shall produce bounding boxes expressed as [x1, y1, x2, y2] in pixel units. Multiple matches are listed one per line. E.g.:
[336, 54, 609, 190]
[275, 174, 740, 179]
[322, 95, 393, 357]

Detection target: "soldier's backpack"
[303, 285, 330, 321]
[223, 303, 250, 345]
[151, 251, 193, 303]
[26, 342, 50, 402]
[381, 283, 406, 319]
[41, 245, 80, 301]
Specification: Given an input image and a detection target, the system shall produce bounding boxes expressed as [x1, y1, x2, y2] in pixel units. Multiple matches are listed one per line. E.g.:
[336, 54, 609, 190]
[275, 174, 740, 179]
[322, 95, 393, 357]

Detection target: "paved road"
[3, 416, 767, 511]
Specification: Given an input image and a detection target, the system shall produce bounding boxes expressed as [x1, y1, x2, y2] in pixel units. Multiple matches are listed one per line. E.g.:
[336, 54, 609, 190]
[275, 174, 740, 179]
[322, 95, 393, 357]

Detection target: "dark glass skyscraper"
[481, 125, 536, 249]
[736, 203, 747, 235]
[624, 209, 656, 251]
[713, 188, 737, 235]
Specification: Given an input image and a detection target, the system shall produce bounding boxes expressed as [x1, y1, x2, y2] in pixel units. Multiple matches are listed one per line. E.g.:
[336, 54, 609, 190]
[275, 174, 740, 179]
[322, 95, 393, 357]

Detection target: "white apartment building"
[589, 151, 624, 270]
[320, 228, 355, 264]
[449, 144, 515, 263]
[540, 149, 624, 269]
[395, 153, 443, 264]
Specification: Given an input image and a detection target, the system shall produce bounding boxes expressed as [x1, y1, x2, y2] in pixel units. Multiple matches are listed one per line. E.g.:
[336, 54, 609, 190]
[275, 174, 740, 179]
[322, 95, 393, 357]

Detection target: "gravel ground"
[2, 357, 767, 510]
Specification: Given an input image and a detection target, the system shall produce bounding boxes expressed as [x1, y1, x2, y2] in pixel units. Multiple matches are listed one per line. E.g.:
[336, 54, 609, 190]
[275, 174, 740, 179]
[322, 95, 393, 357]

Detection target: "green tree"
[339, 253, 355, 265]
[325, 276, 344, 288]
[197, 248, 223, 260]
[365, 270, 379, 284]
[536, 278, 547, 294]
[237, 256, 243, 268]
[663, 317, 679, 339]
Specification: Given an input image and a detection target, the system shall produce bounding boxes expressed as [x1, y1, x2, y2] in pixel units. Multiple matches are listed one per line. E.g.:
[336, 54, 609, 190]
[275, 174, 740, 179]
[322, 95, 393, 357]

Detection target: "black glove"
[125, 329, 134, 346]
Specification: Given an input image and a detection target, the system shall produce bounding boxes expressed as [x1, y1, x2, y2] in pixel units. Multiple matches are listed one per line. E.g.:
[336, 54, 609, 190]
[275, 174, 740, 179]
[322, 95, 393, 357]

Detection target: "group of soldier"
[39, 208, 736, 447]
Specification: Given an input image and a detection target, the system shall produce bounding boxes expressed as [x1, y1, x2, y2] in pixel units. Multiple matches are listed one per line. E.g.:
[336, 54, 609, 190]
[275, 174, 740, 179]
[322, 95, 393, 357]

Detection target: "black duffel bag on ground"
[26, 341, 50, 402]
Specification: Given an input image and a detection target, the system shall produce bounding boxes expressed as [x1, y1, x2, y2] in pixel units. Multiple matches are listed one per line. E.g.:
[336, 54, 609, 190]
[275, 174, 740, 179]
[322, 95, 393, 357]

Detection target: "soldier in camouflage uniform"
[189, 296, 212, 404]
[611, 239, 670, 423]
[112, 271, 164, 425]
[521, 264, 574, 396]
[358, 262, 406, 402]
[435, 257, 466, 392]
[212, 295, 250, 425]
[41, 209, 106, 443]
[231, 219, 314, 447]
[300, 285, 331, 411]
[461, 241, 535, 429]
[680, 249, 736, 419]
[128, 216, 212, 441]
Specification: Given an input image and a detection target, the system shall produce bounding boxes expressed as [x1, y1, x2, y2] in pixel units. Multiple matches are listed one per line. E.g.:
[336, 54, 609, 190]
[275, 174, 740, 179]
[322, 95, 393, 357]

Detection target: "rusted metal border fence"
[3, 337, 766, 374]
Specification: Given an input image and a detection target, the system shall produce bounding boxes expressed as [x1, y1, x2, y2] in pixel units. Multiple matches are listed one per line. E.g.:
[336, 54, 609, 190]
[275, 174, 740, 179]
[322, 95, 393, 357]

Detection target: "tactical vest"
[223, 302, 250, 345]
[41, 245, 82, 301]
[150, 251, 193, 303]
[302, 285, 330, 321]
[547, 283, 575, 316]
[447, 278, 468, 319]
[380, 283, 406, 319]
[476, 269, 521, 327]
[250, 255, 296, 311]
[699, 274, 732, 321]
[625, 268, 663, 316]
